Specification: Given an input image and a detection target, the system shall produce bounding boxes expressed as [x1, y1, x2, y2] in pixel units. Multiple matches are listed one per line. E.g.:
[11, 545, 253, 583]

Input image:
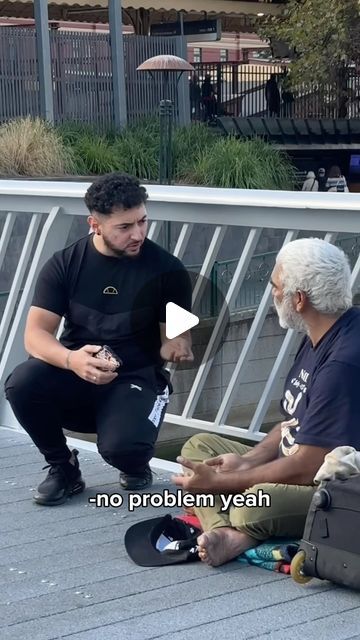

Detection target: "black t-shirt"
[279, 308, 360, 456]
[32, 235, 192, 371]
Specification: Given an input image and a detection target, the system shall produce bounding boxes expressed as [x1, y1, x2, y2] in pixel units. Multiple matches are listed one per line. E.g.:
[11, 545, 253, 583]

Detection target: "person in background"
[317, 168, 327, 192]
[190, 74, 201, 120]
[281, 88, 295, 117]
[302, 171, 319, 192]
[265, 74, 281, 117]
[201, 75, 217, 123]
[325, 165, 349, 193]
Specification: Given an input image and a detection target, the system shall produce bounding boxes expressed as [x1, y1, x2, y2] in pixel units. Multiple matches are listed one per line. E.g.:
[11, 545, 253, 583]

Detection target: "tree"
[260, 0, 360, 88]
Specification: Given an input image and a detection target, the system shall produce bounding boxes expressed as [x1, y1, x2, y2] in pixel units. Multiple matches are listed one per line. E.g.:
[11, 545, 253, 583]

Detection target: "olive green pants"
[181, 433, 316, 541]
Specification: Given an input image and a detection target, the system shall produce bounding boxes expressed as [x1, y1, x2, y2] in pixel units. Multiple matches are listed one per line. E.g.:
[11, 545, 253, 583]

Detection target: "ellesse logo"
[103, 286, 118, 295]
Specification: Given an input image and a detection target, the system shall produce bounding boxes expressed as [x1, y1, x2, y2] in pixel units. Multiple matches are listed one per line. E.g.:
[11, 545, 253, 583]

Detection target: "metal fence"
[2, 26, 359, 128]
[51, 31, 114, 127]
[0, 28, 39, 119]
[124, 34, 188, 123]
[0, 27, 188, 128]
[191, 62, 360, 121]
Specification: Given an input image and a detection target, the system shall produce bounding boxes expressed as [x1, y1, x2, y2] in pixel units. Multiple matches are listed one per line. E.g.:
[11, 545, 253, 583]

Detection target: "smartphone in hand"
[94, 345, 122, 370]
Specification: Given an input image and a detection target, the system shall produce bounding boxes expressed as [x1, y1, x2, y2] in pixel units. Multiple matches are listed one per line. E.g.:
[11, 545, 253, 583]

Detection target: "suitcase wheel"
[290, 550, 312, 584]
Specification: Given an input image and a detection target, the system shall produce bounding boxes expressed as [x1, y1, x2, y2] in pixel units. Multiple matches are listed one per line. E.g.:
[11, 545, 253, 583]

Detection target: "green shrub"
[57, 121, 101, 145]
[58, 117, 161, 178]
[109, 117, 160, 180]
[58, 122, 121, 175]
[0, 116, 75, 176]
[59, 116, 295, 189]
[180, 136, 296, 190]
[69, 134, 120, 175]
[112, 132, 159, 181]
[173, 123, 217, 182]
[13, 116, 295, 191]
[128, 116, 160, 139]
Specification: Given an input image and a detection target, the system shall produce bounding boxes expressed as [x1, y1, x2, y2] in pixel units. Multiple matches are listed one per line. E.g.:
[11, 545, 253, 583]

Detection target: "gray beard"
[274, 295, 307, 333]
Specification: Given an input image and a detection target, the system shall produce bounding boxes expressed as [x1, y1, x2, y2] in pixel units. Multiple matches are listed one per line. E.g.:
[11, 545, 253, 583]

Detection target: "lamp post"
[137, 55, 194, 185]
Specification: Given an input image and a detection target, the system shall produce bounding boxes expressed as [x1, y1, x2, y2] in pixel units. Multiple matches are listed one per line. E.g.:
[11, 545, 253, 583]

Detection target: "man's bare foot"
[197, 527, 256, 567]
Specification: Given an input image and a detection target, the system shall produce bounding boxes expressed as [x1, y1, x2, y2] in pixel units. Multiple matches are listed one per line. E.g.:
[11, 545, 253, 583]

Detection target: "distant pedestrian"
[282, 88, 294, 117]
[190, 74, 201, 120]
[325, 165, 349, 193]
[265, 74, 280, 117]
[317, 168, 327, 192]
[302, 171, 319, 191]
[201, 75, 217, 123]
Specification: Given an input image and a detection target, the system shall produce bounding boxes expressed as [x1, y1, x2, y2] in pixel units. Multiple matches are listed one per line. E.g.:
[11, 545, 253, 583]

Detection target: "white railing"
[0, 180, 360, 447]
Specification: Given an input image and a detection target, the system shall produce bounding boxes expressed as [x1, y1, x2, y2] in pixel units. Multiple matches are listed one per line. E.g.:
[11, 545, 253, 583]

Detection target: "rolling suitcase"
[291, 474, 360, 588]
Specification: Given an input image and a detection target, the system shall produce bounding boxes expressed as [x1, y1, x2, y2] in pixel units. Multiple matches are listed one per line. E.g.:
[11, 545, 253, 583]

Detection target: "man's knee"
[181, 433, 208, 459]
[229, 482, 314, 541]
[5, 359, 47, 402]
[98, 436, 154, 471]
[181, 432, 227, 461]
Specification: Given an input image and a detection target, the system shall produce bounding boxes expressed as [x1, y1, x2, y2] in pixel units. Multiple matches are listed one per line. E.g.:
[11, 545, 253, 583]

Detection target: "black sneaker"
[34, 449, 85, 506]
[119, 463, 153, 490]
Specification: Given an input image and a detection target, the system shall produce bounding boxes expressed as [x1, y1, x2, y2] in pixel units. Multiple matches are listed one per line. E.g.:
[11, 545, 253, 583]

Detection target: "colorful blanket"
[237, 539, 300, 574]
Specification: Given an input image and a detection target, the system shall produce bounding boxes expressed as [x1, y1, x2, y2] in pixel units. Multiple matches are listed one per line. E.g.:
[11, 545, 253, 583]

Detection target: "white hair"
[276, 238, 352, 314]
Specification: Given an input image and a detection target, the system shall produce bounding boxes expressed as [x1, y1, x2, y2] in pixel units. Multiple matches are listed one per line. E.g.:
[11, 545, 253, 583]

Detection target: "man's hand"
[171, 456, 220, 493]
[67, 345, 118, 385]
[160, 337, 194, 363]
[205, 453, 255, 474]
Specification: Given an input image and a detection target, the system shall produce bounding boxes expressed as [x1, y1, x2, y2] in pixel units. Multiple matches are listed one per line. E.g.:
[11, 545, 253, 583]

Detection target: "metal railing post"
[0, 207, 73, 428]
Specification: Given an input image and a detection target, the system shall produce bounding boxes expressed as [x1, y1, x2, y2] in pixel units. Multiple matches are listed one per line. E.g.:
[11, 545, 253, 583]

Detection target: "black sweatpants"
[4, 358, 171, 473]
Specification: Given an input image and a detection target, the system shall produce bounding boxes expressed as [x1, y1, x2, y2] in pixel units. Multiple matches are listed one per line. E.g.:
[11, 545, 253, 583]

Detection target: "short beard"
[102, 234, 142, 259]
[274, 293, 307, 333]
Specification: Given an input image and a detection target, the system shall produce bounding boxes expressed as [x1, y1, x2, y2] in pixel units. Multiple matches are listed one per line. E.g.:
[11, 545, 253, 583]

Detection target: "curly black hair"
[84, 172, 148, 215]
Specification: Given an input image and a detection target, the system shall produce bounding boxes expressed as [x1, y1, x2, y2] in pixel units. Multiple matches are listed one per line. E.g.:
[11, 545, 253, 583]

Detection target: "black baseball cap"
[124, 514, 200, 566]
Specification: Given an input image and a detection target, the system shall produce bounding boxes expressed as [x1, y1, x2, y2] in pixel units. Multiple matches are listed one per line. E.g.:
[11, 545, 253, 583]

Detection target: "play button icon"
[130, 269, 230, 368]
[165, 302, 199, 339]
